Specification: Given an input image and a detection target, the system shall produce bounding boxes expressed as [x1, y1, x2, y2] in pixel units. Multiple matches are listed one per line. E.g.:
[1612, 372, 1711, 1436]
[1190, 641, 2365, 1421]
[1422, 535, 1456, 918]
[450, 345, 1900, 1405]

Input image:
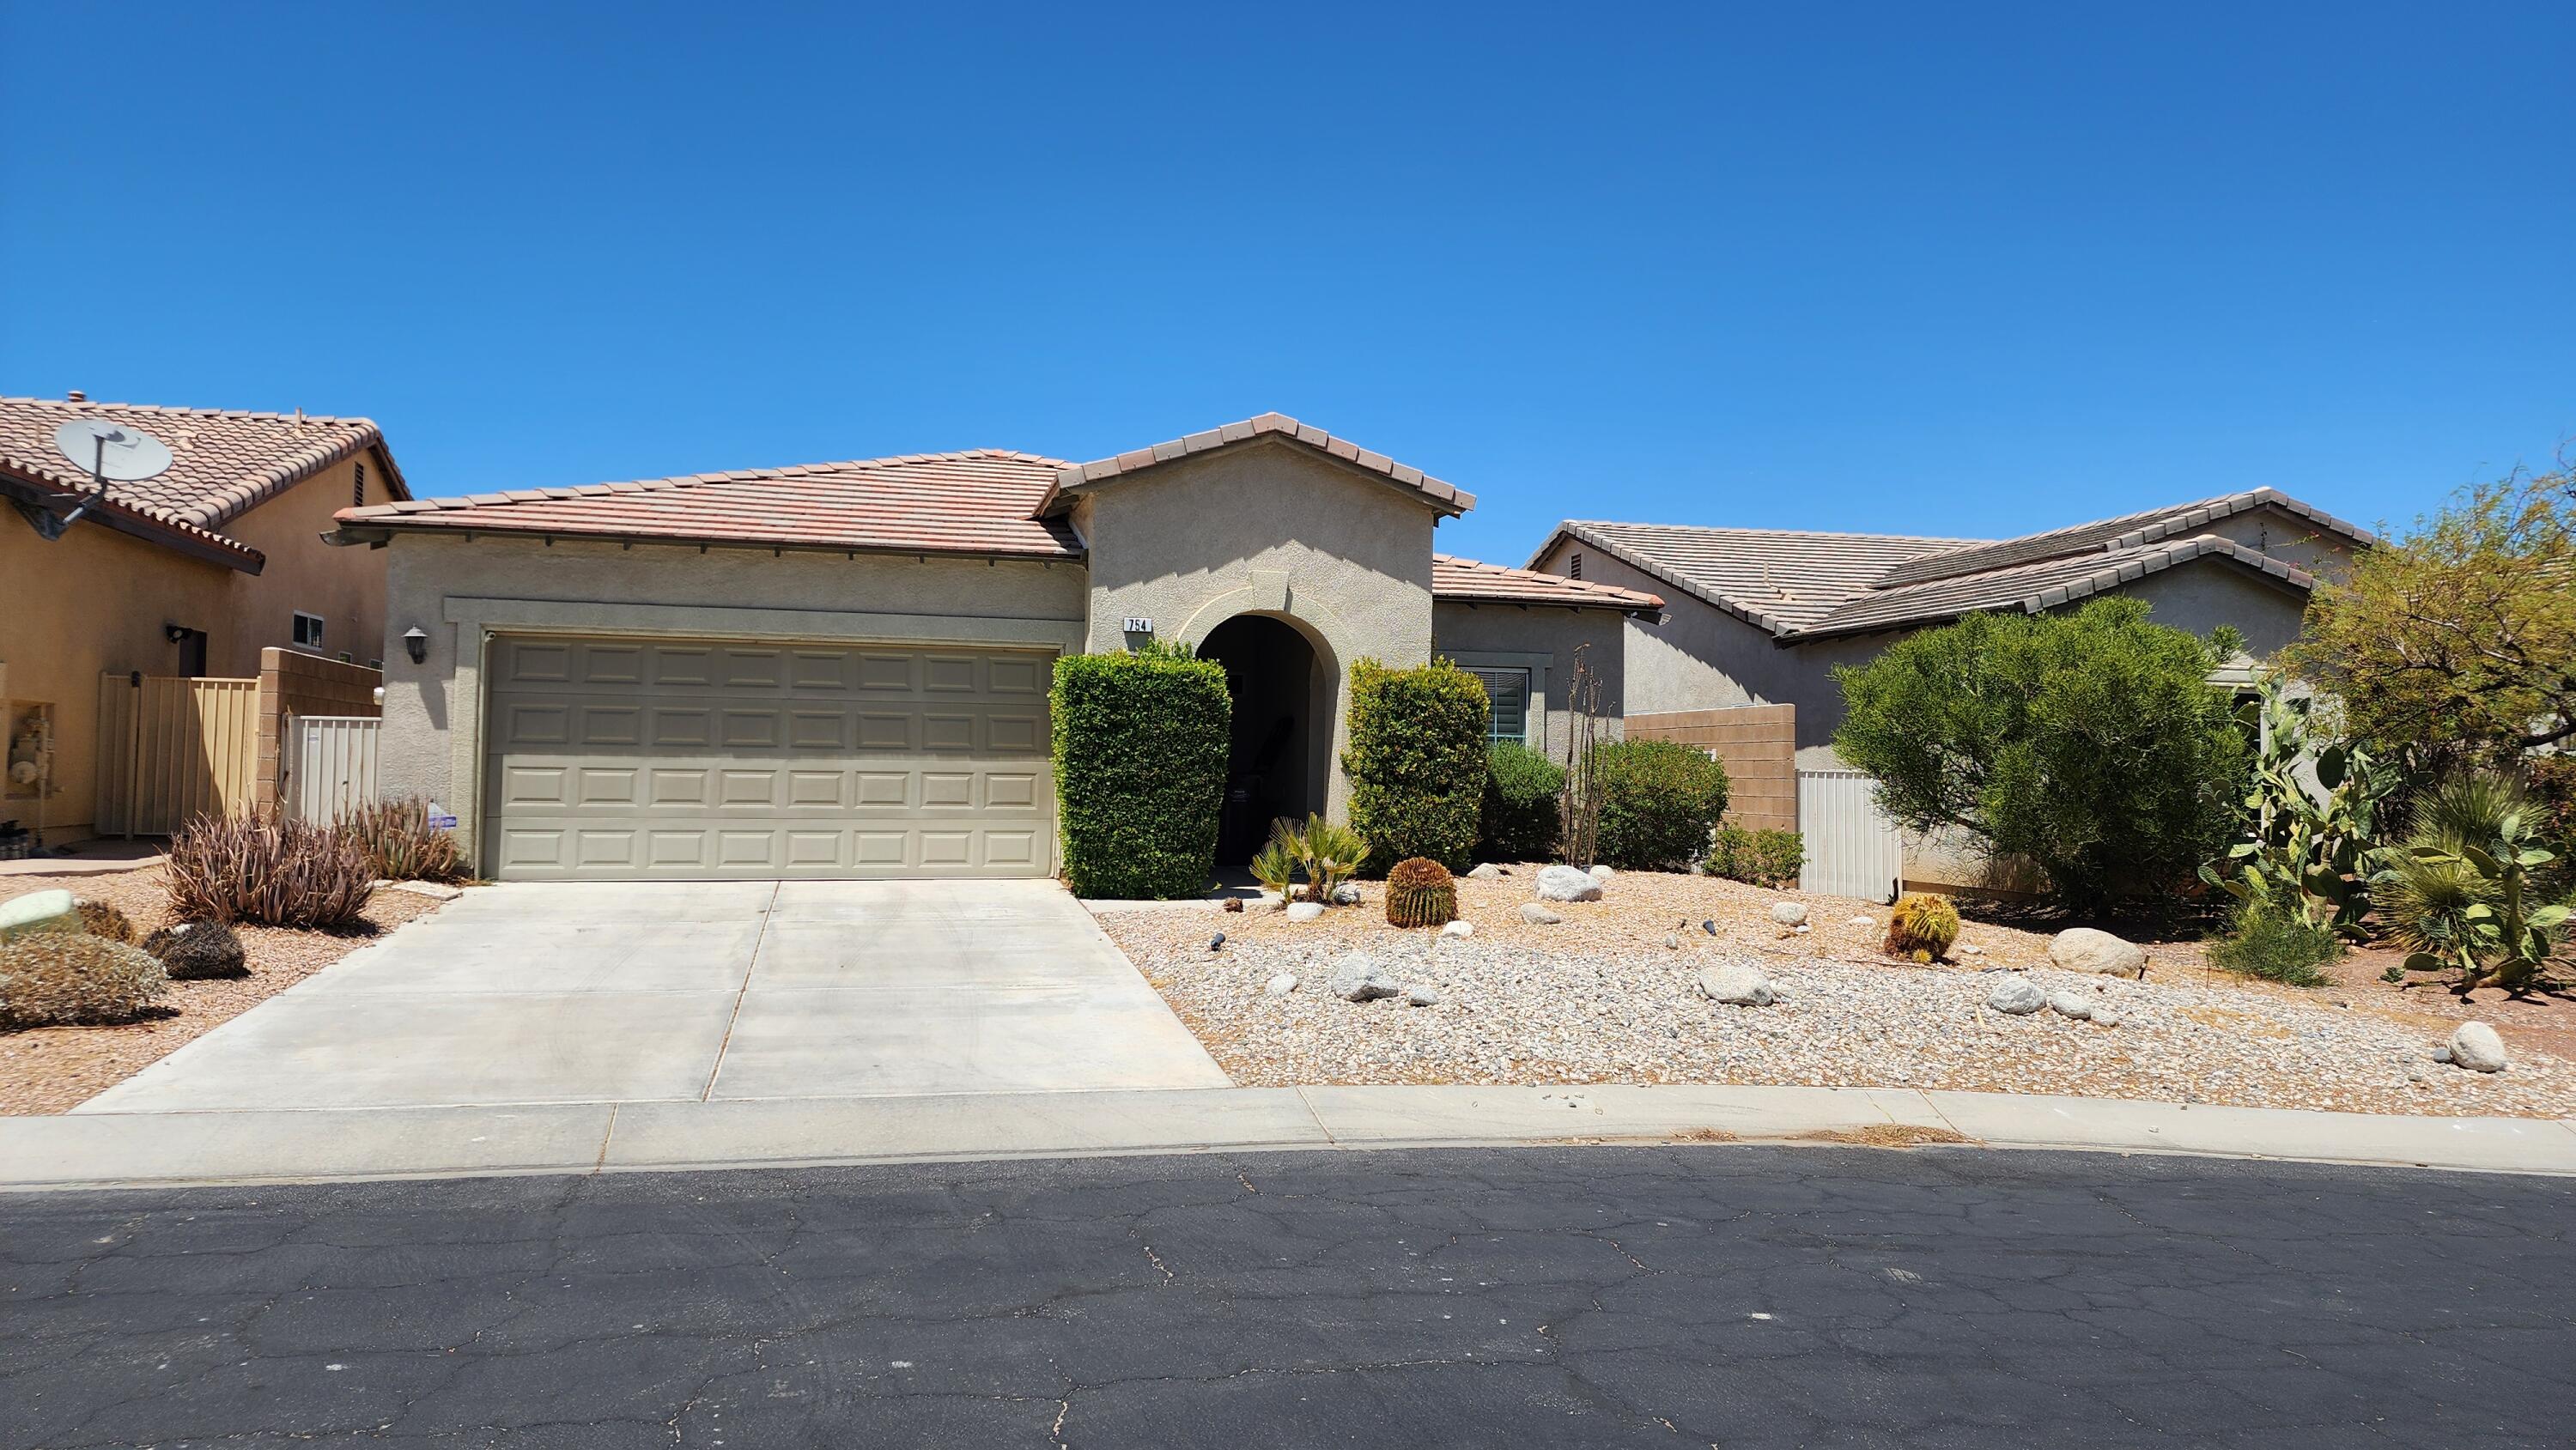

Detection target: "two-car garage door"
[482, 634, 1054, 880]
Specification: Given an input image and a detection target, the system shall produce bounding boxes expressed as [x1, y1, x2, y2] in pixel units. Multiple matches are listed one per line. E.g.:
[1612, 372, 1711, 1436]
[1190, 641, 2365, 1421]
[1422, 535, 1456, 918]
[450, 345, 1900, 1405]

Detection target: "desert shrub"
[1477, 742, 1563, 863]
[0, 932, 169, 1027]
[346, 797, 469, 883]
[2380, 770, 2571, 993]
[1835, 597, 2248, 911]
[1704, 825, 1805, 889]
[72, 898, 137, 943]
[142, 919, 248, 980]
[1268, 814, 1371, 904]
[1590, 739, 1730, 871]
[1882, 893, 1961, 962]
[1342, 658, 1490, 873]
[2206, 902, 2341, 987]
[166, 811, 374, 929]
[1051, 642, 1230, 900]
[1384, 857, 1458, 928]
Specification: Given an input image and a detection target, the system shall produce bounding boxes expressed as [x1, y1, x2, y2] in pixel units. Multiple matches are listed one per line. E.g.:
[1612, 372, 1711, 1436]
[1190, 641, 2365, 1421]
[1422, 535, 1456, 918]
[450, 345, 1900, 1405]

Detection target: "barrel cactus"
[1882, 892, 1961, 963]
[1384, 857, 1458, 928]
[73, 897, 137, 943]
[143, 919, 249, 980]
[0, 932, 170, 1027]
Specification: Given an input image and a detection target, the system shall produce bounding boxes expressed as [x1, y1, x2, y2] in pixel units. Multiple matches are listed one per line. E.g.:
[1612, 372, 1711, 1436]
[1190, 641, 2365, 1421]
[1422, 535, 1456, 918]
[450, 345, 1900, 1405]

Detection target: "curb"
[5, 1083, 2575, 1193]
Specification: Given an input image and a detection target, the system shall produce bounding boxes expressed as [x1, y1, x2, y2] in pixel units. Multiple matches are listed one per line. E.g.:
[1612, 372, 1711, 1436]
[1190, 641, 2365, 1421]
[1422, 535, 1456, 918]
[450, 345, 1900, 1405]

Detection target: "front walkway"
[77, 879, 1230, 1113]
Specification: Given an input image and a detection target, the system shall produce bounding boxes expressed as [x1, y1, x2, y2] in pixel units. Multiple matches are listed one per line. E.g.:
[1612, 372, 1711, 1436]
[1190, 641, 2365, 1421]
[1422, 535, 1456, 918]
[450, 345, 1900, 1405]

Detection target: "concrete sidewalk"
[5, 1083, 2574, 1191]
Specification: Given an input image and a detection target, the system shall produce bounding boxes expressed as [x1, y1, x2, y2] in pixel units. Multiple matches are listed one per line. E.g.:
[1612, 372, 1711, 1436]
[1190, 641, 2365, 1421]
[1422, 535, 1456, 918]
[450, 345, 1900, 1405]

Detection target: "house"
[1, 395, 411, 847]
[1527, 489, 2376, 894]
[329, 414, 1661, 882]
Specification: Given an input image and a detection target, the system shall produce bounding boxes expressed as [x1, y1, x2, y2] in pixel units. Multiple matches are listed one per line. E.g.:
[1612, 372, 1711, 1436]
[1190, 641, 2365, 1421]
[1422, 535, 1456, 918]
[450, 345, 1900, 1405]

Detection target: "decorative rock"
[2049, 927, 2148, 978]
[0, 889, 80, 943]
[1327, 953, 1403, 1003]
[2451, 1022, 2508, 1073]
[1664, 932, 1682, 950]
[1222, 897, 1244, 913]
[1697, 962, 1774, 1006]
[1986, 976, 2047, 1015]
[1534, 865, 1604, 902]
[2047, 988, 2093, 1020]
[1701, 919, 1717, 936]
[1406, 986, 1442, 1007]
[1286, 901, 1325, 923]
[1848, 915, 1875, 929]
[1958, 943, 1984, 957]
[1329, 883, 1362, 906]
[1264, 973, 1298, 997]
[2091, 1004, 2123, 1028]
[1792, 924, 1811, 935]
[1769, 901, 1808, 927]
[1209, 933, 1226, 952]
[1589, 864, 1615, 883]
[2431, 1044, 2452, 1065]
[1439, 919, 1474, 939]
[385, 879, 465, 901]
[1467, 864, 1504, 881]
[1520, 902, 1565, 925]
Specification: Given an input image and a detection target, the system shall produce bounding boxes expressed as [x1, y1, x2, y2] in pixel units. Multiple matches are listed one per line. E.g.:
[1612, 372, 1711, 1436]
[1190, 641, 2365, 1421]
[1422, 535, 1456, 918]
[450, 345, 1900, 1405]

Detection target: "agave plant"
[2379, 771, 2570, 994]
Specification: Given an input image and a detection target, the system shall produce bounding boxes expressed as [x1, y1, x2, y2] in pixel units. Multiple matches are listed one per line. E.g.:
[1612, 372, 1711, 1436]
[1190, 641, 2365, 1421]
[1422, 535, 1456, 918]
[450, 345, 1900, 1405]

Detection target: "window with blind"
[1467, 667, 1531, 744]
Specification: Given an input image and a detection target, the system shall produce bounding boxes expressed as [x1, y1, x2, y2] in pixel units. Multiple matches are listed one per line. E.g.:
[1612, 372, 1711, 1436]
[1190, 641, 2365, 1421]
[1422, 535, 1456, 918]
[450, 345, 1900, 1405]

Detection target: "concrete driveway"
[80, 880, 1230, 1113]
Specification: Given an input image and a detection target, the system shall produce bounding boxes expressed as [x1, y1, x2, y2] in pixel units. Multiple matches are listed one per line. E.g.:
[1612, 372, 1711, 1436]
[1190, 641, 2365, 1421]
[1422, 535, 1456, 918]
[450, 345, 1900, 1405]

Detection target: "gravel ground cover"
[0, 866, 443, 1115]
[1101, 868, 2576, 1119]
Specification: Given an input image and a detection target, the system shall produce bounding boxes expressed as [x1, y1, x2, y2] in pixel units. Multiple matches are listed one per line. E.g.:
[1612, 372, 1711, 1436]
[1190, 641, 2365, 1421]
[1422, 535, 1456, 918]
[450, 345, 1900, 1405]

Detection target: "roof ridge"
[343, 448, 1074, 519]
[1569, 519, 1990, 545]
[0, 394, 380, 429]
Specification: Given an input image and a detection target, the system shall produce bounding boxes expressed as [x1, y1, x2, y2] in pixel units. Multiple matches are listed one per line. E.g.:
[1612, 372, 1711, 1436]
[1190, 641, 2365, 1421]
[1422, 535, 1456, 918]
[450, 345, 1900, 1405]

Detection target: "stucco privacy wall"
[1430, 601, 1626, 761]
[1075, 440, 1442, 818]
[375, 534, 1087, 860]
[217, 455, 401, 675]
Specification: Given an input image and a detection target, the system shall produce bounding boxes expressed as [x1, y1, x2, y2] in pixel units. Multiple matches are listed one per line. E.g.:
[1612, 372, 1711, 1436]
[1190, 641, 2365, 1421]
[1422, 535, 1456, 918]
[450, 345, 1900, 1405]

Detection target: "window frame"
[1466, 665, 1533, 746]
[291, 610, 326, 651]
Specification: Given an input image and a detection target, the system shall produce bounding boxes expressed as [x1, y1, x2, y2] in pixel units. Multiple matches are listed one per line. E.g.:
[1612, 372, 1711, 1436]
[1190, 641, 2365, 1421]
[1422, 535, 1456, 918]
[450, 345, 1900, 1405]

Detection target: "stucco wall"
[1, 514, 235, 844]
[217, 452, 399, 676]
[1430, 602, 1628, 762]
[1076, 440, 1444, 816]
[374, 533, 1088, 855]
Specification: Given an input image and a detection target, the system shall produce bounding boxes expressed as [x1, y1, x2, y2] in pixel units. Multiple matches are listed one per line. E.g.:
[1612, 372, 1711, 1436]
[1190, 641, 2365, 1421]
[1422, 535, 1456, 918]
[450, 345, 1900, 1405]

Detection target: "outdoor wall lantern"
[402, 627, 428, 664]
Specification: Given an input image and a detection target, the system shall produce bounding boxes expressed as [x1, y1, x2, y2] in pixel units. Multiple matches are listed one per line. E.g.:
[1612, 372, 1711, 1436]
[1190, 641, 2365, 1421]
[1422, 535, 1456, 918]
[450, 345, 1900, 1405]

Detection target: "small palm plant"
[1264, 814, 1370, 904]
[1249, 834, 1298, 903]
[2381, 771, 2571, 995]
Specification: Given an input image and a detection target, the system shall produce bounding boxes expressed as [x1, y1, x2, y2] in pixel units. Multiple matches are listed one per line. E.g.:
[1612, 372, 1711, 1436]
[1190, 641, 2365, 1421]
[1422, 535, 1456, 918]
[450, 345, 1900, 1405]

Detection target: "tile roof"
[337, 451, 1085, 559]
[1783, 534, 2318, 641]
[1873, 488, 2377, 589]
[1431, 554, 1662, 612]
[0, 394, 408, 534]
[1044, 412, 1475, 517]
[1540, 522, 1985, 633]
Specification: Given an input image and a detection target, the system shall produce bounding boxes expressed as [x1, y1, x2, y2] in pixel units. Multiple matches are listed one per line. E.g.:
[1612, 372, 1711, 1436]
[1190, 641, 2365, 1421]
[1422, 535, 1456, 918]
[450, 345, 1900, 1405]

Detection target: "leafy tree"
[1832, 597, 2248, 911]
[2290, 464, 2576, 769]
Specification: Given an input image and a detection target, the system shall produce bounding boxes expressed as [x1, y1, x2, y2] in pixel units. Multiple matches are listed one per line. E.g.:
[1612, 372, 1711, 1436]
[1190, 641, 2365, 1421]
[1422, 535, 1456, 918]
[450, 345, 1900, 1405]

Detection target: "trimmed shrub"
[0, 933, 169, 1027]
[72, 898, 137, 943]
[1704, 825, 1804, 889]
[143, 919, 249, 980]
[166, 812, 374, 929]
[1052, 642, 1230, 900]
[1477, 742, 1564, 864]
[2207, 902, 2341, 987]
[1882, 893, 1961, 962]
[347, 797, 469, 883]
[1384, 857, 1458, 928]
[1590, 739, 1730, 871]
[1342, 658, 1490, 873]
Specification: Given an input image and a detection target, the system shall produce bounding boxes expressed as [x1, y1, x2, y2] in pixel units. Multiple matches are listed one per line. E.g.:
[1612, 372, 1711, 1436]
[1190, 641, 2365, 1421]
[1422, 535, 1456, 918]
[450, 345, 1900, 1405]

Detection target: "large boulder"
[1534, 865, 1604, 903]
[0, 889, 81, 944]
[2451, 1021, 2508, 1073]
[1986, 976, 2047, 1015]
[1697, 962, 1774, 1006]
[1327, 952, 1403, 1003]
[2049, 927, 2147, 978]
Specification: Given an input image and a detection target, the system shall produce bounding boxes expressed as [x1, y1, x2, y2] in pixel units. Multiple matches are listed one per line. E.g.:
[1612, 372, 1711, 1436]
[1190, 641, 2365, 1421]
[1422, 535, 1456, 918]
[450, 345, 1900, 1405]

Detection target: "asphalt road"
[4, 1146, 2571, 1448]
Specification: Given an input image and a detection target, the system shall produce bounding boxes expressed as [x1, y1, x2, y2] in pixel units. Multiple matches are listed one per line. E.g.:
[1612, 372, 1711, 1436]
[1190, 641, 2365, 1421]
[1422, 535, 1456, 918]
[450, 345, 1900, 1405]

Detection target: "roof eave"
[1777, 537, 2317, 646]
[326, 516, 1087, 564]
[1540, 521, 1795, 635]
[1041, 415, 1474, 519]
[1, 467, 265, 573]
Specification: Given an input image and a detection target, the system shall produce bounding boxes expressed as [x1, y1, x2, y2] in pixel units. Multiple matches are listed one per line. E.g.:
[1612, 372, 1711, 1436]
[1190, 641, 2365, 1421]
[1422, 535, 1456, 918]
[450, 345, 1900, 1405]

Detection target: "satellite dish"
[52, 418, 173, 483]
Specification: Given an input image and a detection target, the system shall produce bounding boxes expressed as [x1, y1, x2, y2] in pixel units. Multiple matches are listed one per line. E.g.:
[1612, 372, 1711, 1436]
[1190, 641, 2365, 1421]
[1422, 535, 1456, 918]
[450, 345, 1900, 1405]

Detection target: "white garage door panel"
[483, 635, 1055, 880]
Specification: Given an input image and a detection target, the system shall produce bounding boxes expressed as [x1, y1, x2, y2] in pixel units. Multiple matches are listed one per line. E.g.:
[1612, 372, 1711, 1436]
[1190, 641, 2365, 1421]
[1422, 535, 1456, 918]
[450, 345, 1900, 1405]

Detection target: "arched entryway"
[1199, 613, 1328, 865]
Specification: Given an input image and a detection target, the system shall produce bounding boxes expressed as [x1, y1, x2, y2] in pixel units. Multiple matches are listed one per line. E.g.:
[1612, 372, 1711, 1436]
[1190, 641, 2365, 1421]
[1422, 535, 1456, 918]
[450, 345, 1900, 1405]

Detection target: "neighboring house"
[1528, 489, 2377, 895]
[330, 414, 1660, 882]
[1, 394, 411, 847]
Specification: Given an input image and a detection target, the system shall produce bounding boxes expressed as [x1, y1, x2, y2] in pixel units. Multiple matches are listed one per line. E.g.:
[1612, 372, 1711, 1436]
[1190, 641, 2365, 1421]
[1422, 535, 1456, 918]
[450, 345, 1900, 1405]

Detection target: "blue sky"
[3, 2, 2568, 564]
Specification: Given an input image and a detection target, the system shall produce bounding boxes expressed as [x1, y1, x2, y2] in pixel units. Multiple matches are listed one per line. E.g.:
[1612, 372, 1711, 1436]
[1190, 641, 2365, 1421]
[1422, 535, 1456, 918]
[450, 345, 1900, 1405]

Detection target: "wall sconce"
[403, 627, 428, 664]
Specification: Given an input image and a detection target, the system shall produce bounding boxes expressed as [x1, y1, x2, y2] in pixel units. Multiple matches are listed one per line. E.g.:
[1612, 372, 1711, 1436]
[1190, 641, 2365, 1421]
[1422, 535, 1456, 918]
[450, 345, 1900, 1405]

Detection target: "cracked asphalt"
[4, 1146, 2572, 1447]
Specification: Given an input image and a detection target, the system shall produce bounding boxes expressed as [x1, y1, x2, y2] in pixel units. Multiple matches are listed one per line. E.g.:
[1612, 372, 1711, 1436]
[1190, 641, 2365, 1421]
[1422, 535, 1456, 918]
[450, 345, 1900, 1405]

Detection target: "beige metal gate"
[1795, 768, 1903, 902]
[481, 634, 1056, 880]
[95, 674, 261, 834]
[286, 715, 382, 822]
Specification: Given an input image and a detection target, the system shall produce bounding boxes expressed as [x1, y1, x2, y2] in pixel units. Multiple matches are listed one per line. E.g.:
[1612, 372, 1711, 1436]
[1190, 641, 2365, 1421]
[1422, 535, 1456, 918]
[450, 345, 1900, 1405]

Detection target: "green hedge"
[1341, 658, 1490, 873]
[1593, 738, 1731, 871]
[1704, 823, 1803, 889]
[1478, 741, 1564, 863]
[1051, 643, 1230, 899]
